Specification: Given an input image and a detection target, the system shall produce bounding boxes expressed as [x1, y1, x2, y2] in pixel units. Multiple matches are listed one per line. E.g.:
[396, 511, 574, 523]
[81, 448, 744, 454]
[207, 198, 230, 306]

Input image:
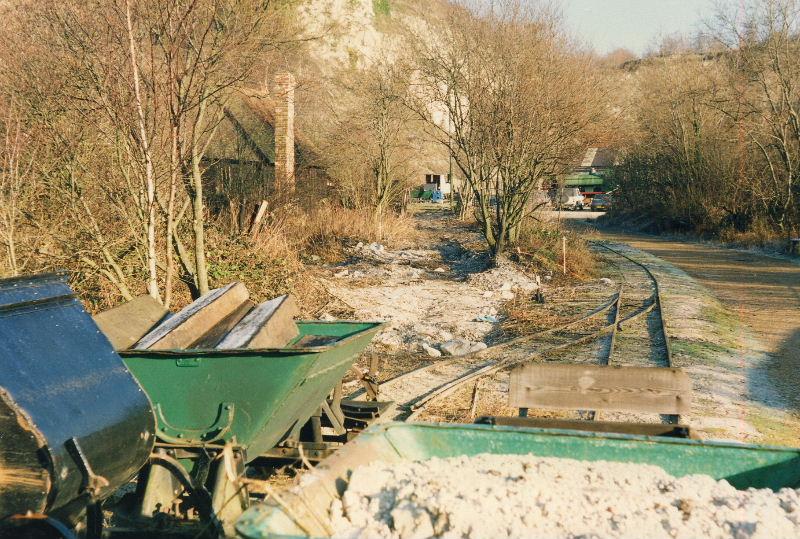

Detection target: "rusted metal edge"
[0, 294, 76, 316]
[0, 271, 69, 290]
[122, 321, 386, 356]
[0, 387, 52, 515]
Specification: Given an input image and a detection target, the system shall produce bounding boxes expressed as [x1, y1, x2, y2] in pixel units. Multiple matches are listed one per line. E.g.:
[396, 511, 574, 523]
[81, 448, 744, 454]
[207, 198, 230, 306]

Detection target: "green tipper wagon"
[117, 321, 383, 535]
[121, 321, 382, 456]
[236, 422, 800, 538]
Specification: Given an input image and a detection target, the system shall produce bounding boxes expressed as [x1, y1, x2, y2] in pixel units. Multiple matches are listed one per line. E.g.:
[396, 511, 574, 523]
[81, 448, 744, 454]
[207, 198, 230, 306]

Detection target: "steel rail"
[406, 322, 618, 421]
[590, 242, 672, 367]
[408, 242, 675, 422]
[605, 286, 623, 365]
[346, 291, 621, 401]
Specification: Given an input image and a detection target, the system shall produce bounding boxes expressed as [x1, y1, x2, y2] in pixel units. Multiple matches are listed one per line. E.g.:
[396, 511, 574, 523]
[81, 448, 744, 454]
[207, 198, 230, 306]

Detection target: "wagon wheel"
[138, 450, 222, 533]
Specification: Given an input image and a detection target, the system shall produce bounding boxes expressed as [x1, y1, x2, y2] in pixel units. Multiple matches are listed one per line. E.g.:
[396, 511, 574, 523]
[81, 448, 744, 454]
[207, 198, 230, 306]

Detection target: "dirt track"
[595, 230, 800, 428]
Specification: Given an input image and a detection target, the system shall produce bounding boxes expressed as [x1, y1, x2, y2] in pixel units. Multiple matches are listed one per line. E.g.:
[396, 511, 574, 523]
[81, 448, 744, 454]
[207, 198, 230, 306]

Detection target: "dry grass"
[258, 202, 418, 263]
[300, 204, 418, 261]
[502, 296, 576, 336]
[122, 203, 418, 317]
[205, 203, 418, 316]
[717, 217, 787, 250]
[79, 202, 418, 315]
[512, 217, 596, 279]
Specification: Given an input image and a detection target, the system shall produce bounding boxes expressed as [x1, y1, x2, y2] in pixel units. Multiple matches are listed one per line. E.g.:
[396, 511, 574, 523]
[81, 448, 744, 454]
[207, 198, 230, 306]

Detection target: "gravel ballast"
[330, 454, 800, 539]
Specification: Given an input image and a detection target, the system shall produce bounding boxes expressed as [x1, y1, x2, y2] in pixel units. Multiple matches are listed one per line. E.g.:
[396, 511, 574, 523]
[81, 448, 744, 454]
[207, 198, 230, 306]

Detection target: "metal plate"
[0, 273, 155, 520]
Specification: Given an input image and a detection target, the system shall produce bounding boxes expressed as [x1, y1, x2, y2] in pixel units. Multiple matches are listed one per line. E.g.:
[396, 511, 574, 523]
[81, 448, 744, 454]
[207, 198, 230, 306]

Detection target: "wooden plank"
[249, 200, 269, 239]
[190, 300, 254, 349]
[509, 364, 692, 415]
[135, 282, 250, 350]
[93, 295, 169, 350]
[217, 294, 299, 349]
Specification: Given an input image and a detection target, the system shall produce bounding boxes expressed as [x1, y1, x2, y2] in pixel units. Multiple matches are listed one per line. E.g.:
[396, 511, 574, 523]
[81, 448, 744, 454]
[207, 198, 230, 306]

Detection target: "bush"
[193, 203, 417, 316]
[257, 202, 416, 263]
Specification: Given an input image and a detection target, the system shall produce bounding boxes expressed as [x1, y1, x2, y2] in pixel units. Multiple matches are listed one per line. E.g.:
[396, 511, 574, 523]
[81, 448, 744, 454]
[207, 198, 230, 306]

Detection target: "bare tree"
[0, 101, 37, 277]
[614, 56, 742, 231]
[615, 0, 800, 244]
[321, 61, 419, 238]
[715, 0, 800, 241]
[1, 0, 294, 303]
[412, 1, 610, 259]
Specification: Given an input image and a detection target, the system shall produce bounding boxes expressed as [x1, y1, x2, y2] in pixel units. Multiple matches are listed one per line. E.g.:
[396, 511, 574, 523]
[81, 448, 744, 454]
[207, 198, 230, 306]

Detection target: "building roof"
[204, 89, 320, 169]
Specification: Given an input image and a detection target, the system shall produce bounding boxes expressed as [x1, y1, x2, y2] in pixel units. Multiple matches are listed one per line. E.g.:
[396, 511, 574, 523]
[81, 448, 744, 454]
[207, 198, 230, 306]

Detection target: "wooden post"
[562, 236, 567, 275]
[468, 381, 481, 420]
[249, 200, 268, 239]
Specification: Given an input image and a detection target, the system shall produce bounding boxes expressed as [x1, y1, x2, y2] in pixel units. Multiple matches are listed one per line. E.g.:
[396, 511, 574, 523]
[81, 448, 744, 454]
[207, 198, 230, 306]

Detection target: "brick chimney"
[273, 72, 295, 193]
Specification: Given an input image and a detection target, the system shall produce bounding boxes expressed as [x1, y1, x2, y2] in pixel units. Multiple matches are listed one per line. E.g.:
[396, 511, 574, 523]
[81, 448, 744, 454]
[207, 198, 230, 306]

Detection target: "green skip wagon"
[121, 321, 383, 457]
[235, 422, 800, 538]
[117, 321, 382, 534]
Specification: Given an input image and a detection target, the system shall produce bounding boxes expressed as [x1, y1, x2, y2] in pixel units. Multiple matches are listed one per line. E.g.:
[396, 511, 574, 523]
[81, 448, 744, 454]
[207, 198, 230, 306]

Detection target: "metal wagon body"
[119, 321, 383, 535]
[121, 321, 383, 458]
[0, 273, 155, 530]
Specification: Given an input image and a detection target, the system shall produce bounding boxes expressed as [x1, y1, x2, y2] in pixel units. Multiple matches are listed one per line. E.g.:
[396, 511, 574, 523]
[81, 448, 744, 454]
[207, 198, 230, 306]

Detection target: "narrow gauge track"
[594, 242, 673, 370]
[347, 291, 620, 421]
[397, 242, 674, 423]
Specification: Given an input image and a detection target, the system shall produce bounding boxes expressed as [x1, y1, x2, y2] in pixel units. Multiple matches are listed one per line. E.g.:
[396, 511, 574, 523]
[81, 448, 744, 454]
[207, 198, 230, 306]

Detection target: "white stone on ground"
[439, 339, 487, 357]
[419, 343, 442, 358]
[330, 454, 800, 539]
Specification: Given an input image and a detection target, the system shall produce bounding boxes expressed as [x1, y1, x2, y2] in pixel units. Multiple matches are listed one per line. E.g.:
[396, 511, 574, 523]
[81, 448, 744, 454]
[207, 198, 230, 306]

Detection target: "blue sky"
[559, 0, 736, 55]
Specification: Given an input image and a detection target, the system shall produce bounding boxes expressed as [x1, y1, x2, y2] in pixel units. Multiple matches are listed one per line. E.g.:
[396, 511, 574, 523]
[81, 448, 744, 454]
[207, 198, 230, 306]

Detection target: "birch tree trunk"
[125, 0, 160, 302]
[191, 99, 210, 296]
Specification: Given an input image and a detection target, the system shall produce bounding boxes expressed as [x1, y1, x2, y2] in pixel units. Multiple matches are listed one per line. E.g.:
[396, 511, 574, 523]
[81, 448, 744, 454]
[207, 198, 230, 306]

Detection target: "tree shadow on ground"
[436, 239, 491, 279]
[749, 327, 800, 413]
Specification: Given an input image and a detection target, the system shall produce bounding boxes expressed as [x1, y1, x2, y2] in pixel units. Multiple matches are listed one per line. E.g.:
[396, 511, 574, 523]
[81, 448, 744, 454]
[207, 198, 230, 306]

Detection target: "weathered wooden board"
[135, 282, 250, 350]
[190, 300, 254, 349]
[217, 294, 299, 349]
[93, 295, 169, 350]
[509, 364, 692, 415]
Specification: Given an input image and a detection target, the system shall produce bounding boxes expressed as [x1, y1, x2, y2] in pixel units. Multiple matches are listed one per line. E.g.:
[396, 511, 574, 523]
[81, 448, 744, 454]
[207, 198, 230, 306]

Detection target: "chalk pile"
[331, 454, 800, 539]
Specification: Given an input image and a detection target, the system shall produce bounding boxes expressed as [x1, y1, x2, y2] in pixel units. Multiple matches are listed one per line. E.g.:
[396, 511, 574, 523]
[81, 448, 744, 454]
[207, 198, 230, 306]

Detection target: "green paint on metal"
[379, 423, 800, 490]
[565, 173, 605, 187]
[236, 422, 800, 538]
[121, 321, 382, 458]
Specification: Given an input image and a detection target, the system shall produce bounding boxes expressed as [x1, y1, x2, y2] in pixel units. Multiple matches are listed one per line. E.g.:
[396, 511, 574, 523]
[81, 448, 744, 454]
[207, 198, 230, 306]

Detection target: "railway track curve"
[363, 242, 676, 423]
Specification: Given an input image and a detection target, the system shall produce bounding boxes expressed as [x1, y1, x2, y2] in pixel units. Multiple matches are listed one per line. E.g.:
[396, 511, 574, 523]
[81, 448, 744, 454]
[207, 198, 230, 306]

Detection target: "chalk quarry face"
[330, 454, 800, 539]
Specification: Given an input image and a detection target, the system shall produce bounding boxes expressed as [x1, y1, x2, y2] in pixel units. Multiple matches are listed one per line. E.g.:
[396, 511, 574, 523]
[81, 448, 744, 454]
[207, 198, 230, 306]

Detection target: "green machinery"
[236, 422, 800, 538]
[114, 321, 383, 536]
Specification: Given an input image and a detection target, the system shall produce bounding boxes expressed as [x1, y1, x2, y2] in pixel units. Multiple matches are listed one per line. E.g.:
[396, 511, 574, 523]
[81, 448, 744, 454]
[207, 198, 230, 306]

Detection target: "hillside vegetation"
[610, 1, 800, 249]
[3, 0, 795, 313]
[0, 0, 607, 310]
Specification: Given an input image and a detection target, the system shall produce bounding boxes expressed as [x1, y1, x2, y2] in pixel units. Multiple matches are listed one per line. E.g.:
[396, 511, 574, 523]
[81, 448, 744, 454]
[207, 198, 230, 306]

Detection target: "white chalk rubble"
[330, 454, 800, 539]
